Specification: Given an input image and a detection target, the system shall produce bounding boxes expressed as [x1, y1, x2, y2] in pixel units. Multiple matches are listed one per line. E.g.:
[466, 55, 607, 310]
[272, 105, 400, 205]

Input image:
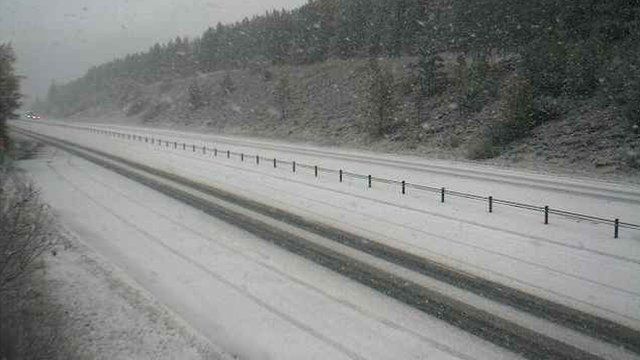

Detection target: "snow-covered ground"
[40, 223, 224, 359]
[19, 139, 521, 360]
[15, 120, 640, 332]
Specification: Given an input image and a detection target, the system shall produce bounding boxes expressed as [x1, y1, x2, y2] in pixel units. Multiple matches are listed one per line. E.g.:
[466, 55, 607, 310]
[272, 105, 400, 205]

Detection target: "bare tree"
[0, 169, 56, 294]
[0, 161, 65, 360]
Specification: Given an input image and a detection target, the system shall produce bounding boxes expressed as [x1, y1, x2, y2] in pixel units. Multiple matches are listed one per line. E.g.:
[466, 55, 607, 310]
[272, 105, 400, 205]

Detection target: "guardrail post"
[615, 219, 619, 239]
[174, 142, 177, 149]
[183, 143, 186, 150]
[192, 144, 195, 152]
[489, 196, 493, 213]
[368, 175, 372, 188]
[293, 161, 296, 173]
[203, 146, 206, 154]
[227, 150, 230, 158]
[273, 158, 277, 168]
[544, 206, 549, 224]
[339, 169, 343, 183]
[214, 148, 217, 157]
[402, 181, 406, 195]
[256, 155, 260, 165]
[315, 166, 318, 178]
[441, 187, 445, 203]
[241, 153, 244, 162]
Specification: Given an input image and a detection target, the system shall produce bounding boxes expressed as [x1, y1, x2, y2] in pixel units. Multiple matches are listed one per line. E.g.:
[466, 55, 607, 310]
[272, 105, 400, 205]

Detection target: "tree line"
[40, 0, 639, 130]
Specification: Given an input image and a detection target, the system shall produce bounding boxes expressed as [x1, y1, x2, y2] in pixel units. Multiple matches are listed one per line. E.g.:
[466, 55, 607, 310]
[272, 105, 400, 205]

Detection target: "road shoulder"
[37, 226, 227, 359]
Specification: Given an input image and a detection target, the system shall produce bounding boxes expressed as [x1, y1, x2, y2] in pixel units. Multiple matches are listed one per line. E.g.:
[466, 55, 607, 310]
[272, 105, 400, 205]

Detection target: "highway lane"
[19, 138, 516, 360]
[13, 120, 640, 331]
[12, 124, 640, 360]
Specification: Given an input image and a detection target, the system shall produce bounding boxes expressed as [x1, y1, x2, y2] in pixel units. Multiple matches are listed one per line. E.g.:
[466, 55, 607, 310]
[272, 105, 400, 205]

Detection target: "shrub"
[467, 75, 535, 160]
[467, 135, 500, 160]
[187, 81, 205, 109]
[491, 75, 535, 145]
[359, 59, 399, 139]
[125, 99, 148, 117]
[623, 146, 640, 169]
[456, 56, 499, 113]
[141, 101, 171, 121]
[532, 96, 566, 125]
[523, 36, 602, 98]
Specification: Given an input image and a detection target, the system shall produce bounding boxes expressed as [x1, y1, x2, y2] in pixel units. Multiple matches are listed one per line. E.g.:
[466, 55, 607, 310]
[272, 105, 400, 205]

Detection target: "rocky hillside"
[34, 1, 640, 181]
[63, 56, 640, 181]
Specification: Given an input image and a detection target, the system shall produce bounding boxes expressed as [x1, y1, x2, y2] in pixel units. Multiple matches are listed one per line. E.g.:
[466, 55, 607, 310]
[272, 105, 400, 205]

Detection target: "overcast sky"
[0, 0, 306, 103]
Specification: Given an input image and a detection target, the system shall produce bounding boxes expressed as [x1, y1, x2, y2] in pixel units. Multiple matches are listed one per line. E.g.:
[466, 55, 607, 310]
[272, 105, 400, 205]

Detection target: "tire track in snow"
[159, 145, 640, 268]
[62, 155, 480, 360]
[149, 146, 640, 305]
[45, 161, 368, 360]
[18, 127, 636, 359]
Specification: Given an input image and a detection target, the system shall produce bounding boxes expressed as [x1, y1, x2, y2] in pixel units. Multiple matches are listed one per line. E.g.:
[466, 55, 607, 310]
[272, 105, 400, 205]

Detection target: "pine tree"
[0, 44, 21, 155]
[417, 40, 442, 97]
[361, 58, 397, 138]
[274, 70, 292, 121]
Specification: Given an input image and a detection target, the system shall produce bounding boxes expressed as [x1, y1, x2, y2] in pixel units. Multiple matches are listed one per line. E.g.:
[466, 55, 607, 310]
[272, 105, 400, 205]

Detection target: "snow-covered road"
[11, 120, 640, 359]
[19, 138, 520, 360]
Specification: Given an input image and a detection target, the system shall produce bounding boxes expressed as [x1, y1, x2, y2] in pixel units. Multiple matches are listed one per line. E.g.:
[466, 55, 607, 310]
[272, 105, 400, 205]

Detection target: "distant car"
[24, 111, 41, 120]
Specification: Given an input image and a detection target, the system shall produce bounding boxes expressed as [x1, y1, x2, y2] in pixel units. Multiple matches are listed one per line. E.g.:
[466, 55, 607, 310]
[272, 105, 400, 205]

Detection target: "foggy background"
[0, 0, 306, 104]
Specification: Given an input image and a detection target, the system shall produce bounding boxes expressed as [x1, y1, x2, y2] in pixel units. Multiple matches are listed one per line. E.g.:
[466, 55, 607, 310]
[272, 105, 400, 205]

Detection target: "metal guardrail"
[20, 122, 640, 238]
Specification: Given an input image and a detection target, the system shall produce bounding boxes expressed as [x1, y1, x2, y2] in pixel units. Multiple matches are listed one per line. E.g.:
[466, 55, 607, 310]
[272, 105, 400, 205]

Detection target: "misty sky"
[0, 0, 306, 103]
